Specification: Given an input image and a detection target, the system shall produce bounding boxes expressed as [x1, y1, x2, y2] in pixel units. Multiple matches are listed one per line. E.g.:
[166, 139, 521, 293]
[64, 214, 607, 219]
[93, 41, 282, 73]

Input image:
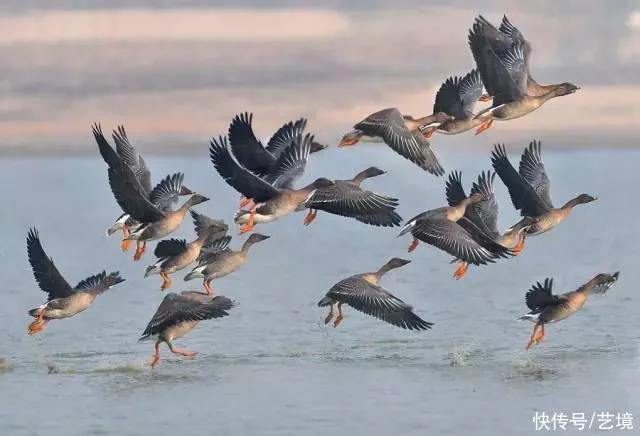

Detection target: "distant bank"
[0, 131, 638, 157]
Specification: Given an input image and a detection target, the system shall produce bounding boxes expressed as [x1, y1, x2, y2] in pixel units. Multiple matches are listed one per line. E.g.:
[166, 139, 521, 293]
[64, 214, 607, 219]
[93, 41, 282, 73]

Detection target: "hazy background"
[2, 3, 640, 435]
[1, 0, 639, 154]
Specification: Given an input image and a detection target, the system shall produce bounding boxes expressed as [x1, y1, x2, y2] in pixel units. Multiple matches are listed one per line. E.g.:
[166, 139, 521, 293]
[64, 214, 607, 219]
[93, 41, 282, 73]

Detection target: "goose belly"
[44, 294, 95, 319]
[528, 212, 566, 236]
[45, 304, 89, 320]
[359, 135, 384, 143]
[235, 212, 279, 225]
[163, 320, 199, 341]
[492, 99, 544, 121]
[235, 202, 297, 225]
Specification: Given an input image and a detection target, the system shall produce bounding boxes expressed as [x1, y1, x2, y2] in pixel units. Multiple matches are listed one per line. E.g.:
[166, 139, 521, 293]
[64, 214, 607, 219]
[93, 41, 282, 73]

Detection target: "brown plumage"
[521, 272, 620, 350]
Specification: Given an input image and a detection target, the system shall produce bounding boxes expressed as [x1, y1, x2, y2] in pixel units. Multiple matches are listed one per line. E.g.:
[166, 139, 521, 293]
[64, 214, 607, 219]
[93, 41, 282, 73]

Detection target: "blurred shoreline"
[1, 131, 637, 157]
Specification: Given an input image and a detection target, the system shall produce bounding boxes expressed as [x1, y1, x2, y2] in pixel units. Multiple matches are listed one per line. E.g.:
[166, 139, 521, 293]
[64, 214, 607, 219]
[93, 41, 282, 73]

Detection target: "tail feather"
[318, 296, 333, 307]
[28, 306, 45, 318]
[519, 312, 539, 323]
[138, 333, 156, 342]
[398, 220, 415, 237]
[234, 210, 250, 225]
[184, 266, 206, 281]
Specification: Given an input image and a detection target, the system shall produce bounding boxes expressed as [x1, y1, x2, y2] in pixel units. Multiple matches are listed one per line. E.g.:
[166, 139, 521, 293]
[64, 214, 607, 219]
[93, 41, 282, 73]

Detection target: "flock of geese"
[25, 15, 620, 368]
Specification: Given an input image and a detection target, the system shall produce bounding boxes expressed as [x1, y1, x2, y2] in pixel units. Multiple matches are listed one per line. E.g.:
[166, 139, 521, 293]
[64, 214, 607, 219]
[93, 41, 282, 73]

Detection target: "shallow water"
[1, 145, 639, 435]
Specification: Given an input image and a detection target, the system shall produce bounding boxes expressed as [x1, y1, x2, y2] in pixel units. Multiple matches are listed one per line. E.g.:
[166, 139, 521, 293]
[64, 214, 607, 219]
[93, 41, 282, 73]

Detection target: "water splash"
[0, 358, 12, 374]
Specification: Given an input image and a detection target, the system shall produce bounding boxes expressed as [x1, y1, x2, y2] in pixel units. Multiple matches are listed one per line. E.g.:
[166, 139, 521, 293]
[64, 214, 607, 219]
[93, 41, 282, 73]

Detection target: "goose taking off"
[339, 108, 449, 176]
[139, 291, 235, 368]
[210, 134, 404, 233]
[227, 112, 327, 209]
[399, 187, 514, 272]
[26, 228, 125, 335]
[95, 124, 209, 260]
[491, 141, 596, 253]
[423, 69, 492, 138]
[444, 170, 534, 279]
[184, 233, 270, 295]
[468, 15, 579, 135]
[300, 166, 402, 228]
[521, 272, 620, 350]
[94, 124, 194, 252]
[318, 258, 433, 330]
[144, 211, 229, 291]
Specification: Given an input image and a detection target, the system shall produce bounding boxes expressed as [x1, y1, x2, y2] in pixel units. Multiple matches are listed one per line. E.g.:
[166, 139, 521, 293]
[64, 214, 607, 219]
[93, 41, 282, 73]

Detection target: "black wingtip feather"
[524, 277, 555, 311]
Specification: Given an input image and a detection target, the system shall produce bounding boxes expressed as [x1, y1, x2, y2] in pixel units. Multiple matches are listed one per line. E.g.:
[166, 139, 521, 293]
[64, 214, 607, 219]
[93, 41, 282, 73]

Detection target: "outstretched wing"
[140, 293, 235, 339]
[404, 216, 508, 266]
[304, 182, 399, 217]
[491, 144, 551, 217]
[190, 210, 228, 240]
[459, 69, 485, 116]
[355, 108, 444, 176]
[350, 210, 403, 228]
[265, 133, 312, 189]
[468, 171, 499, 237]
[468, 17, 528, 106]
[227, 112, 275, 177]
[107, 164, 165, 223]
[524, 278, 563, 312]
[153, 239, 188, 259]
[445, 170, 498, 238]
[445, 170, 467, 208]
[434, 70, 483, 120]
[112, 125, 152, 194]
[199, 235, 233, 261]
[323, 276, 433, 330]
[26, 228, 74, 301]
[265, 118, 307, 158]
[94, 124, 165, 222]
[149, 173, 187, 211]
[74, 271, 124, 292]
[518, 140, 553, 210]
[498, 15, 538, 90]
[209, 135, 281, 203]
[434, 76, 466, 120]
[93, 123, 121, 170]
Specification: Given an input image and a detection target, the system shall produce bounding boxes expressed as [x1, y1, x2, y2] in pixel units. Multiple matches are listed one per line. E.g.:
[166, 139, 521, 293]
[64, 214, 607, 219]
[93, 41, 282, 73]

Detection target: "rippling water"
[1, 145, 638, 435]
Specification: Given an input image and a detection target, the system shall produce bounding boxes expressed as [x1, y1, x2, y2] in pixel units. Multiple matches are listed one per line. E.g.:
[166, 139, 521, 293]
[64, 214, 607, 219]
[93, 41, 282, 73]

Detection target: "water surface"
[1, 146, 638, 435]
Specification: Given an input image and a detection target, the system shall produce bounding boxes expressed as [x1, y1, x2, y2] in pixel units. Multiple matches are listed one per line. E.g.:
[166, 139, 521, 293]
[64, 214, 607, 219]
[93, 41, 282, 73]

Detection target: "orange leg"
[151, 341, 161, 368]
[526, 324, 540, 350]
[534, 324, 546, 344]
[204, 279, 214, 295]
[423, 127, 438, 139]
[333, 303, 344, 328]
[453, 262, 469, 280]
[133, 241, 147, 261]
[239, 197, 254, 209]
[408, 238, 420, 253]
[160, 272, 173, 291]
[121, 226, 132, 252]
[28, 314, 48, 336]
[303, 209, 318, 226]
[324, 303, 334, 324]
[239, 206, 257, 234]
[475, 117, 494, 135]
[168, 343, 198, 357]
[512, 235, 526, 256]
[478, 94, 493, 102]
